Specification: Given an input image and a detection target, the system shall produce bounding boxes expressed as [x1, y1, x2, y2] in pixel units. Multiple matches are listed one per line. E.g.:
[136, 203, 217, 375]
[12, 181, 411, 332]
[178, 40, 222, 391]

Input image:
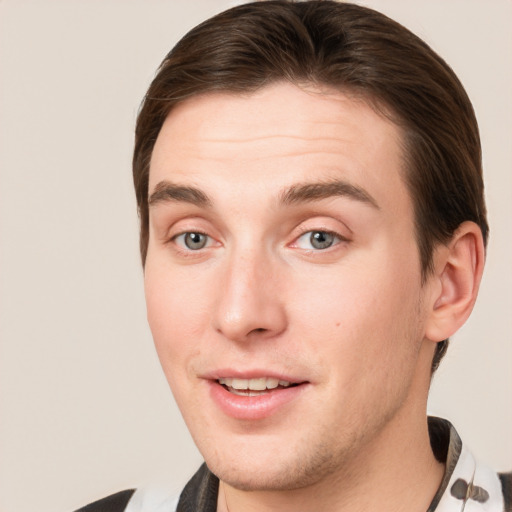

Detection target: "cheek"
[293, 253, 423, 373]
[296, 262, 410, 332]
[144, 263, 211, 370]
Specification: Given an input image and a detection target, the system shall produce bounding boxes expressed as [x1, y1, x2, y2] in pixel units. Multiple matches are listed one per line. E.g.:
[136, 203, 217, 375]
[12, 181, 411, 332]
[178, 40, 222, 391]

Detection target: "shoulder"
[74, 490, 136, 512]
[499, 472, 512, 512]
[74, 487, 179, 512]
[427, 417, 511, 512]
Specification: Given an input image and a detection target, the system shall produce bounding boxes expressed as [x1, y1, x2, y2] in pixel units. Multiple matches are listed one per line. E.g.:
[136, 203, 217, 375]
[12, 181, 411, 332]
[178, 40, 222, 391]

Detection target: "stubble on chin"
[208, 433, 361, 493]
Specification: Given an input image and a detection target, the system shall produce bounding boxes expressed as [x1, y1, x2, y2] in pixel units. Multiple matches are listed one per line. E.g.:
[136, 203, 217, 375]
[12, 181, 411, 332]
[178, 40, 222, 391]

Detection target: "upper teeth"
[218, 377, 291, 390]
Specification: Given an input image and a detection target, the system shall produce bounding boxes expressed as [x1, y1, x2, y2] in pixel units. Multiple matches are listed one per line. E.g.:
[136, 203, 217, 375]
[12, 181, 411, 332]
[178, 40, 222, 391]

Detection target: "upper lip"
[201, 369, 307, 384]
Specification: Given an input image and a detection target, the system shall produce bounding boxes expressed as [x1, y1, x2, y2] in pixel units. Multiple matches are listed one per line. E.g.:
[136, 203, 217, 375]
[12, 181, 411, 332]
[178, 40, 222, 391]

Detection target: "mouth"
[208, 373, 309, 420]
[217, 377, 300, 396]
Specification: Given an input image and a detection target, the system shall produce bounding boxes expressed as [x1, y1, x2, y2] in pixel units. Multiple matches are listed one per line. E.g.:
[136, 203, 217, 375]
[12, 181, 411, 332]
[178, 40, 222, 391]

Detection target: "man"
[77, 1, 510, 511]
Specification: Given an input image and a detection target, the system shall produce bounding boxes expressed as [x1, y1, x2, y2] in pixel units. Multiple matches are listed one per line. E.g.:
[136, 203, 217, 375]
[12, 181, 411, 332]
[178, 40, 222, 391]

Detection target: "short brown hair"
[133, 1, 488, 371]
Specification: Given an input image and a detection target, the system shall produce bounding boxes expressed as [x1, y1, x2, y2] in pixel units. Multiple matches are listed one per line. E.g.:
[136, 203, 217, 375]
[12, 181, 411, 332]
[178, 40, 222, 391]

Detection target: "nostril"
[246, 327, 270, 337]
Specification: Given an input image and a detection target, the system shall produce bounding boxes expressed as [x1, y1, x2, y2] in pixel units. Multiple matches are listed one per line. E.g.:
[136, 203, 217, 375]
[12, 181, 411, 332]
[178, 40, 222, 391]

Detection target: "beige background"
[0, 1, 510, 511]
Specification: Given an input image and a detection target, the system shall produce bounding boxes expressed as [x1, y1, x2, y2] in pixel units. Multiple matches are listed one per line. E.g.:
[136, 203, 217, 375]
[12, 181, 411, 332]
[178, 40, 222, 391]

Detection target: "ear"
[425, 221, 485, 342]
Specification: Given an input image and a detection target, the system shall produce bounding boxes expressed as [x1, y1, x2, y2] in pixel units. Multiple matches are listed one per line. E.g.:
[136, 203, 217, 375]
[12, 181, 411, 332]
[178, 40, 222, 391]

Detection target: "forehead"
[149, 82, 409, 214]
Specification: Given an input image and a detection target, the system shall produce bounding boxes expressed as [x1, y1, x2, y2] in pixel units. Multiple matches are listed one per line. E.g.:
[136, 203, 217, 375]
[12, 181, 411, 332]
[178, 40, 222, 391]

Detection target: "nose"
[212, 249, 287, 343]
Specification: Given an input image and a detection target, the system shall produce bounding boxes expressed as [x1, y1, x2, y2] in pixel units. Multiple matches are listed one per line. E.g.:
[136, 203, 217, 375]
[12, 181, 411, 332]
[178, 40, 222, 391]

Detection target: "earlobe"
[425, 221, 485, 342]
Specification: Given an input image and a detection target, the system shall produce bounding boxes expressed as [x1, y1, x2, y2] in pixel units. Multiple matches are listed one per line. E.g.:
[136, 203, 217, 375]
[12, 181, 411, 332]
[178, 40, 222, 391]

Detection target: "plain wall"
[0, 1, 510, 511]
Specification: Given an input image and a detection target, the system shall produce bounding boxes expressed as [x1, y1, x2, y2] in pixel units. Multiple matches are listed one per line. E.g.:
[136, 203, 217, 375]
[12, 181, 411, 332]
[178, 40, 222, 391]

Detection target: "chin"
[211, 464, 315, 492]
[204, 439, 347, 492]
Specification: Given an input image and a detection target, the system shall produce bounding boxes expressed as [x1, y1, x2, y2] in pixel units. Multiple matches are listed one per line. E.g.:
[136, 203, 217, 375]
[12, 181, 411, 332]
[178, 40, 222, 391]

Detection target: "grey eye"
[310, 231, 336, 250]
[183, 232, 208, 250]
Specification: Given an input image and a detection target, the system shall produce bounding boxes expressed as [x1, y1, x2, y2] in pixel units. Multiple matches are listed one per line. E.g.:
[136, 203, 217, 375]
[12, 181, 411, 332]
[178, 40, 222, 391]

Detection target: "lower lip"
[208, 381, 308, 421]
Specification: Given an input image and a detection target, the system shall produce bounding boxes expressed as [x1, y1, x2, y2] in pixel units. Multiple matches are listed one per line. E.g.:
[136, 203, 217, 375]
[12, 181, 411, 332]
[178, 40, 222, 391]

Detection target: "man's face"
[145, 83, 437, 491]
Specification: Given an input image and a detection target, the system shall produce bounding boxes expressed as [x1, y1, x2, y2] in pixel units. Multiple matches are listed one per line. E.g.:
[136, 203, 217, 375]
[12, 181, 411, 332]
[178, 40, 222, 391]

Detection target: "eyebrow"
[148, 181, 212, 208]
[148, 178, 380, 210]
[279, 180, 380, 209]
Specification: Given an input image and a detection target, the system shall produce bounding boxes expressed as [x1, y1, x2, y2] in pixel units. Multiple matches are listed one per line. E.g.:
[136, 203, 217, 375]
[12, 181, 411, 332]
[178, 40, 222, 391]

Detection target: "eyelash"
[172, 231, 214, 252]
[170, 228, 348, 255]
[292, 228, 348, 251]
